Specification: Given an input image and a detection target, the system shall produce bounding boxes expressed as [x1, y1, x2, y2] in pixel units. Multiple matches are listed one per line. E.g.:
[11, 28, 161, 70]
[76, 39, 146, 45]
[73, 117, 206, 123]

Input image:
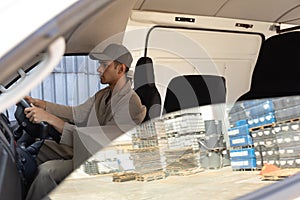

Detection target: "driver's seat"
[133, 57, 162, 122]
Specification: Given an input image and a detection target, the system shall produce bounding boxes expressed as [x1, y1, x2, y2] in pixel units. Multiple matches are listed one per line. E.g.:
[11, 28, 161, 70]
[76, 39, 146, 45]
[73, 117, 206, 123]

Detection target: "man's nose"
[97, 65, 104, 73]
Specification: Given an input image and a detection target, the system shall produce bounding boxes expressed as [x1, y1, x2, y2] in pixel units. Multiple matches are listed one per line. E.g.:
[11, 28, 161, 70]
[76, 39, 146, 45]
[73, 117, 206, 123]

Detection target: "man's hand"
[24, 96, 47, 110]
[24, 104, 65, 133]
[24, 104, 49, 123]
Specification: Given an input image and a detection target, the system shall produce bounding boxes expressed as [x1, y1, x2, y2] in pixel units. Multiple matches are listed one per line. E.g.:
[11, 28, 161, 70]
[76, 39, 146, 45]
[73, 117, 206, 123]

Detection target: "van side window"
[7, 55, 105, 120]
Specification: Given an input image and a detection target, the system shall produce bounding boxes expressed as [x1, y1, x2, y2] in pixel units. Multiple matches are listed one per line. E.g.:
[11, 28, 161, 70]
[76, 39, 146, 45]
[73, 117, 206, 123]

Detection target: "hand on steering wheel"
[24, 95, 46, 110]
[14, 99, 61, 143]
[24, 104, 49, 124]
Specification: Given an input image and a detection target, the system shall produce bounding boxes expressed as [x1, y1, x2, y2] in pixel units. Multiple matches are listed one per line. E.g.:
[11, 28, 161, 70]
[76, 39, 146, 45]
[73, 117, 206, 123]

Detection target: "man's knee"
[38, 159, 73, 183]
[25, 164, 57, 200]
[25, 159, 73, 200]
[38, 164, 55, 180]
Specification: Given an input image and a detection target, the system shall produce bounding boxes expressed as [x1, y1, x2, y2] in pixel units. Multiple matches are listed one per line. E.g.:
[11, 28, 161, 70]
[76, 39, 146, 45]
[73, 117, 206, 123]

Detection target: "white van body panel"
[124, 11, 296, 103]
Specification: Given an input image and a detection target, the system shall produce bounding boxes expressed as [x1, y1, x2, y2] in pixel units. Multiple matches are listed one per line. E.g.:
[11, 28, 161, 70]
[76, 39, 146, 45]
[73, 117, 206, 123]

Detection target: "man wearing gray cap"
[24, 43, 146, 200]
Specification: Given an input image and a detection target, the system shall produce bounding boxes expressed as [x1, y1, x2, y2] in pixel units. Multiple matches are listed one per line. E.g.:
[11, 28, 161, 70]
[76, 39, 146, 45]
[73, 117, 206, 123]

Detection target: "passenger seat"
[163, 75, 226, 114]
[237, 31, 300, 101]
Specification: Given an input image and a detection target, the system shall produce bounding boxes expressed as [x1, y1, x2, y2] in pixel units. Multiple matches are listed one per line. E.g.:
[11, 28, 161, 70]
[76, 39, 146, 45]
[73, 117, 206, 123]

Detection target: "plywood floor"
[49, 167, 276, 200]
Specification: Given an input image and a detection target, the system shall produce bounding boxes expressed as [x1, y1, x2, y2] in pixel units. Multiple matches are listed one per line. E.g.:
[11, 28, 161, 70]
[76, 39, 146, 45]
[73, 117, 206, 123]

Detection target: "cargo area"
[49, 95, 300, 199]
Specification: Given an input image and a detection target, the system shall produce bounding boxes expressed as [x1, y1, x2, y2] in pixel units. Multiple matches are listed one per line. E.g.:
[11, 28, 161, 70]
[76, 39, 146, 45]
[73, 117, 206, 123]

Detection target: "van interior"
[2, 0, 300, 199]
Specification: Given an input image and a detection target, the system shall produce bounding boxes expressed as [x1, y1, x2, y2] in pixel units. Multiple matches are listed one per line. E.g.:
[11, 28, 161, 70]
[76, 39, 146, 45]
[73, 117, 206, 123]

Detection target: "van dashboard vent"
[175, 17, 195, 23]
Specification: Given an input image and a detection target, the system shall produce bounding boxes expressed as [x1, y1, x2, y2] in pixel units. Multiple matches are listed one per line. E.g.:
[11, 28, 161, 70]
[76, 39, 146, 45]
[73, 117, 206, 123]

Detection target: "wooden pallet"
[112, 172, 137, 182]
[278, 117, 300, 124]
[249, 123, 275, 132]
[261, 168, 300, 181]
[250, 118, 300, 132]
[232, 168, 259, 172]
[136, 171, 166, 182]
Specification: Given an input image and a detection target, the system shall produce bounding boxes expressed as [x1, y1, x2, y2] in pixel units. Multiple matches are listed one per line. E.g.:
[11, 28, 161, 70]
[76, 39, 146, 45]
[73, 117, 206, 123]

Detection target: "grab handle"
[0, 37, 65, 112]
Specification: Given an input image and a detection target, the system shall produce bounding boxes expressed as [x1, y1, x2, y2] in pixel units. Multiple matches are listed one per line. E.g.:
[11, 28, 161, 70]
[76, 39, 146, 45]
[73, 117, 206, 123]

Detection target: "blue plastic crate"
[243, 99, 269, 108]
[247, 112, 276, 128]
[245, 100, 274, 118]
[229, 148, 255, 159]
[231, 157, 257, 169]
[229, 134, 253, 147]
[236, 119, 248, 127]
[227, 124, 250, 137]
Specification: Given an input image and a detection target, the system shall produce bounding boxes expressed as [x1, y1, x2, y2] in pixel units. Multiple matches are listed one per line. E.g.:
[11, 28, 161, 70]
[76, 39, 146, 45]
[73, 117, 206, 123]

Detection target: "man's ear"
[118, 64, 126, 74]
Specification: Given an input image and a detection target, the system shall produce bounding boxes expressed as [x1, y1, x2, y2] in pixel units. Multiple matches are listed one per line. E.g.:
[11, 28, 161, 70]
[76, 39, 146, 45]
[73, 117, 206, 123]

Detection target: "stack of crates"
[162, 110, 205, 170]
[253, 121, 300, 169]
[199, 120, 225, 169]
[130, 122, 164, 174]
[228, 123, 256, 170]
[244, 99, 276, 129]
[131, 122, 159, 149]
[274, 121, 300, 168]
[229, 148, 256, 170]
[129, 147, 163, 174]
[251, 127, 279, 169]
[271, 96, 300, 169]
[228, 96, 300, 170]
[228, 102, 247, 128]
[273, 96, 300, 122]
[165, 147, 199, 173]
[228, 99, 276, 128]
[228, 100, 273, 169]
[249, 97, 300, 169]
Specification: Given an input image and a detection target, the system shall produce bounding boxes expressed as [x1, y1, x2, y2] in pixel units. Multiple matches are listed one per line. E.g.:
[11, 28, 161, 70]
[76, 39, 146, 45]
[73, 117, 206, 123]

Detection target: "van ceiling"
[66, 0, 300, 54]
[133, 0, 300, 25]
[65, 0, 137, 54]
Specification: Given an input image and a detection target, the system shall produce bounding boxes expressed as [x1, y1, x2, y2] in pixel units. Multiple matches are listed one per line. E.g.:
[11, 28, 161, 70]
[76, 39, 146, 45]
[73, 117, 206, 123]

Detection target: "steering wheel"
[14, 99, 61, 143]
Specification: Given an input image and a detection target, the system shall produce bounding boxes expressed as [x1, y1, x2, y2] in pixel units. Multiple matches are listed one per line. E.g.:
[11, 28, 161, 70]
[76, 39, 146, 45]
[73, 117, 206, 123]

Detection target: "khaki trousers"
[25, 140, 73, 200]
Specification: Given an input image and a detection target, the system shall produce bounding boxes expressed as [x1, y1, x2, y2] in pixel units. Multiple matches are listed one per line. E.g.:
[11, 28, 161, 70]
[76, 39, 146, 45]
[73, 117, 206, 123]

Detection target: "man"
[24, 43, 146, 200]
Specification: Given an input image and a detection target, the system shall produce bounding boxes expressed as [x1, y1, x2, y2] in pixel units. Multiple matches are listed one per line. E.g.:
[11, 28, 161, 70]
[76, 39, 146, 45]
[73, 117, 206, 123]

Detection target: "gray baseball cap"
[89, 43, 133, 68]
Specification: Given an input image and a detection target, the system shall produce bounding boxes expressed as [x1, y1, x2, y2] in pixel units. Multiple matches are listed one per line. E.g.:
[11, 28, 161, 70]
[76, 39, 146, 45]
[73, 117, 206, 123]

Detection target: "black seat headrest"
[163, 75, 226, 113]
[133, 57, 155, 90]
[239, 31, 300, 101]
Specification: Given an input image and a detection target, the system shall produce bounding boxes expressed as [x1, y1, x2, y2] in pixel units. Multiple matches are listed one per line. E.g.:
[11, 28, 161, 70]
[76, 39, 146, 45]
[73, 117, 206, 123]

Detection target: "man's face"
[97, 61, 118, 84]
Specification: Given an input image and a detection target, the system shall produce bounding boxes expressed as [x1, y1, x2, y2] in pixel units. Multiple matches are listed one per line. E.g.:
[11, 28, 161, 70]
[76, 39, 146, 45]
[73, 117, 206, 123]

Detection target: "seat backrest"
[238, 31, 300, 101]
[133, 57, 162, 122]
[0, 114, 23, 200]
[163, 75, 226, 114]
